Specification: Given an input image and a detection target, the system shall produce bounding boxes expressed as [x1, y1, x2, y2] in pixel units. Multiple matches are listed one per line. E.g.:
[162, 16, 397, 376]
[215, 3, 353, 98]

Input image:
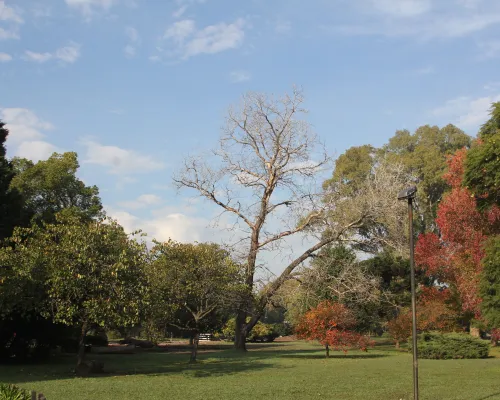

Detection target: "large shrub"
[411, 332, 489, 359]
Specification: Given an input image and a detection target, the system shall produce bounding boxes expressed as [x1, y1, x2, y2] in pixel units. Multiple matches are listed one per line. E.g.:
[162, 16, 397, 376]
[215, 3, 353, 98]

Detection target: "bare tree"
[174, 88, 410, 350]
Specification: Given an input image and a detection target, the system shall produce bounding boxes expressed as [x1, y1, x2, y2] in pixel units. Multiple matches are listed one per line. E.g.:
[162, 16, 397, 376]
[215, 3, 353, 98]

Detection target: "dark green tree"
[10, 152, 103, 224]
[0, 121, 23, 241]
[480, 236, 500, 329]
[464, 102, 500, 209]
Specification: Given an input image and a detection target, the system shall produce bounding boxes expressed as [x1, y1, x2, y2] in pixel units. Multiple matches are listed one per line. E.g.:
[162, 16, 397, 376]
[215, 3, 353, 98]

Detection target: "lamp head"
[398, 186, 417, 201]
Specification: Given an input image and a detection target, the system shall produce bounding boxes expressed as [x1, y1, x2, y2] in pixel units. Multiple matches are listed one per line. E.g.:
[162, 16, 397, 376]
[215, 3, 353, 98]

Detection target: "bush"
[0, 384, 31, 400]
[410, 332, 489, 359]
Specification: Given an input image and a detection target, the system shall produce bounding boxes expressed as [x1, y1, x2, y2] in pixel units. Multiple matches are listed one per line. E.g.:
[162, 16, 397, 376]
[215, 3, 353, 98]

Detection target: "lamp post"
[398, 186, 419, 400]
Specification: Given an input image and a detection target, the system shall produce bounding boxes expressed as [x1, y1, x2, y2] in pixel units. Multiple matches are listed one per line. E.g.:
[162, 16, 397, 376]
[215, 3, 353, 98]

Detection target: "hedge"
[410, 332, 489, 359]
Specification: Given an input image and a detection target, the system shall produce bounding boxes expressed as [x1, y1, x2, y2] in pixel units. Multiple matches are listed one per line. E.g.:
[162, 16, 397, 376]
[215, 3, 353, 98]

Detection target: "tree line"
[0, 90, 499, 369]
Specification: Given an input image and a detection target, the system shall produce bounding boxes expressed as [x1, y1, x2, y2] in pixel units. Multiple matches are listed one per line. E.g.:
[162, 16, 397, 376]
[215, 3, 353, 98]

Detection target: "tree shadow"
[0, 350, 282, 384]
[477, 393, 500, 400]
[280, 353, 389, 360]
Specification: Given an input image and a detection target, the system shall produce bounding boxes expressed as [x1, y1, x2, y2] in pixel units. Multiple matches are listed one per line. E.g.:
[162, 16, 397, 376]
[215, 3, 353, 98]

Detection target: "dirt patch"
[274, 336, 297, 342]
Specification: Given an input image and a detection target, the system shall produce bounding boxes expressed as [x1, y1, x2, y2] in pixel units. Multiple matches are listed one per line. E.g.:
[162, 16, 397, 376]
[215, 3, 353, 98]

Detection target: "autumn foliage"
[415, 149, 500, 317]
[295, 301, 372, 357]
[387, 288, 457, 348]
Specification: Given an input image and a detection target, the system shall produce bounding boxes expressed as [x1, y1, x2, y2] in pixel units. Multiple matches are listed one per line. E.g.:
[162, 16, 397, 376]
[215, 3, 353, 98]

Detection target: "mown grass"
[1, 340, 499, 400]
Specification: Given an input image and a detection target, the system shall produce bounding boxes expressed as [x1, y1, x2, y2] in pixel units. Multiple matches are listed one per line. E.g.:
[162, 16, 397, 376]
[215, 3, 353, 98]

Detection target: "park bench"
[198, 333, 213, 341]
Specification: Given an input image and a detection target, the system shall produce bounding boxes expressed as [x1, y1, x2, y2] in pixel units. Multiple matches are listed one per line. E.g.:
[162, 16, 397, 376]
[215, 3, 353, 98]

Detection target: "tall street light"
[398, 186, 419, 400]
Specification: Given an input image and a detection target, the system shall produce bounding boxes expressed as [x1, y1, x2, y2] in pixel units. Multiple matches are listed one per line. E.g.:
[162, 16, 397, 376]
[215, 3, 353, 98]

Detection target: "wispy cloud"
[0, 52, 12, 62]
[328, 0, 500, 40]
[0, 2, 24, 23]
[118, 194, 162, 210]
[23, 42, 81, 64]
[0, 27, 19, 40]
[432, 93, 500, 131]
[81, 139, 165, 175]
[124, 26, 141, 58]
[413, 65, 435, 75]
[162, 18, 246, 60]
[64, 0, 118, 19]
[478, 40, 500, 59]
[230, 70, 251, 83]
[275, 20, 291, 34]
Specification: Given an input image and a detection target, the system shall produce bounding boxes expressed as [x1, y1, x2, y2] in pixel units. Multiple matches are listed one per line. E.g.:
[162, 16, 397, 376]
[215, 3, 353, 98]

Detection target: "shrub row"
[410, 332, 489, 359]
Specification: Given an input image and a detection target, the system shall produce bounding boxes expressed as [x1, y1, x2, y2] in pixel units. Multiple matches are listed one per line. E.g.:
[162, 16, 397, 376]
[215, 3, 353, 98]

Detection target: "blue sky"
[1, 0, 500, 272]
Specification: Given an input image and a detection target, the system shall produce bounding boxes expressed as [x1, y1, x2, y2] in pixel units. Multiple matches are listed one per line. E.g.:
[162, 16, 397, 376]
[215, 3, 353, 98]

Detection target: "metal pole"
[408, 198, 419, 400]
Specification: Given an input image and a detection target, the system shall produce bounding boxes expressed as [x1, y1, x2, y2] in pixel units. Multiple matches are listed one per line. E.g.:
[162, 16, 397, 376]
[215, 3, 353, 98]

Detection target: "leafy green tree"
[10, 152, 103, 223]
[464, 102, 500, 209]
[381, 124, 471, 232]
[0, 216, 147, 368]
[148, 240, 242, 362]
[480, 236, 500, 330]
[0, 121, 23, 241]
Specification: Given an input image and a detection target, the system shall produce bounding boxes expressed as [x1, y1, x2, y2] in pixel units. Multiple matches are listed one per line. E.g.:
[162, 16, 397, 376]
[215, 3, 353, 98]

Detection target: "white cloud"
[149, 55, 160, 62]
[0, 108, 54, 144]
[0, 27, 19, 40]
[164, 19, 196, 44]
[330, 0, 500, 39]
[0, 1, 23, 23]
[432, 93, 500, 131]
[23, 50, 52, 63]
[484, 82, 500, 91]
[230, 70, 251, 83]
[0, 52, 12, 62]
[55, 42, 81, 63]
[163, 18, 245, 60]
[81, 139, 165, 174]
[16, 140, 60, 162]
[23, 43, 81, 64]
[65, 0, 117, 18]
[172, 5, 187, 18]
[124, 26, 140, 58]
[118, 194, 162, 210]
[369, 0, 431, 17]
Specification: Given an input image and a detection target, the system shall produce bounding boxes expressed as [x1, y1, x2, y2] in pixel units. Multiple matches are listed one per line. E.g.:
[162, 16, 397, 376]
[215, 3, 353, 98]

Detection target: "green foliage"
[0, 215, 147, 334]
[382, 124, 471, 232]
[10, 152, 103, 224]
[464, 103, 500, 209]
[0, 384, 30, 400]
[480, 236, 500, 328]
[0, 121, 23, 241]
[146, 241, 243, 336]
[221, 318, 279, 342]
[412, 332, 489, 359]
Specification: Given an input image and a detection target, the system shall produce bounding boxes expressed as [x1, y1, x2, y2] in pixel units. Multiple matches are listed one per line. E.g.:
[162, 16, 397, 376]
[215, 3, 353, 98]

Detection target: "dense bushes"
[0, 384, 31, 400]
[411, 332, 489, 359]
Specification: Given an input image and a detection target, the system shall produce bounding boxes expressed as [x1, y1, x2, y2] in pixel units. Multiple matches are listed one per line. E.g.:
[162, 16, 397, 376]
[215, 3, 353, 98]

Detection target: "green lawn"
[1, 341, 500, 400]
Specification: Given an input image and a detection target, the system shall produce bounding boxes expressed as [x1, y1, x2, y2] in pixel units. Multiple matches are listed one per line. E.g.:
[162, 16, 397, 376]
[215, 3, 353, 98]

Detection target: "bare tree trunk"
[234, 311, 247, 351]
[77, 321, 88, 368]
[395, 340, 400, 349]
[189, 332, 200, 363]
[189, 334, 194, 346]
[325, 344, 330, 358]
[470, 327, 481, 337]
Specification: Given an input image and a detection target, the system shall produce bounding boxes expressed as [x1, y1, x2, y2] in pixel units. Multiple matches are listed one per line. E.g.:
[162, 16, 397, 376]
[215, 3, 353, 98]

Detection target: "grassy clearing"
[1, 341, 499, 400]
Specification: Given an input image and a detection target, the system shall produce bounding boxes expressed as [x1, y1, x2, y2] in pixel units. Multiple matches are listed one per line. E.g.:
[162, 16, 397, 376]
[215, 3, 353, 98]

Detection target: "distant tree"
[381, 124, 471, 232]
[10, 152, 103, 223]
[0, 216, 147, 369]
[148, 240, 242, 362]
[479, 236, 500, 332]
[295, 301, 372, 357]
[464, 102, 500, 210]
[0, 121, 22, 241]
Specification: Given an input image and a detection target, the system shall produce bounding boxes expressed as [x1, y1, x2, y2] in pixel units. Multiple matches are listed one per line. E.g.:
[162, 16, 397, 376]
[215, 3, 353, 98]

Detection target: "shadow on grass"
[477, 393, 500, 400]
[280, 353, 389, 360]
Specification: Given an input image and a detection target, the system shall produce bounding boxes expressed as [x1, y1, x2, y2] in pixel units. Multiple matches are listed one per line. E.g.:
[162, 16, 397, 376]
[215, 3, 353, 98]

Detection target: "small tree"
[148, 241, 242, 362]
[0, 215, 147, 369]
[295, 300, 371, 357]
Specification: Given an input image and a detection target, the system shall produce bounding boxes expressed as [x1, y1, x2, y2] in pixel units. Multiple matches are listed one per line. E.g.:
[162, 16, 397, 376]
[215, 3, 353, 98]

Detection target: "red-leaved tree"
[415, 149, 500, 320]
[295, 301, 372, 357]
